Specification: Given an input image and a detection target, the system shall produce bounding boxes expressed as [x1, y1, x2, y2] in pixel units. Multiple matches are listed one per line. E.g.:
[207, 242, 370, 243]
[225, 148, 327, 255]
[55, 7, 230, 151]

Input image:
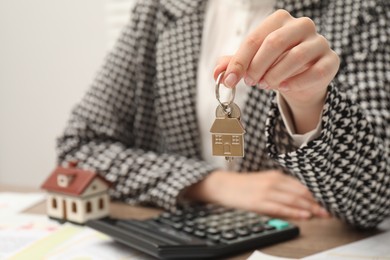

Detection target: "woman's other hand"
[185, 170, 330, 219]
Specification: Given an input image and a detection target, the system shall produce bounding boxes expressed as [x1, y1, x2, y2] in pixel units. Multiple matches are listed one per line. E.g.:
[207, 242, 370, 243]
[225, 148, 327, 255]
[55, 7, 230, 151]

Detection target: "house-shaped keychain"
[41, 162, 111, 224]
[210, 117, 245, 157]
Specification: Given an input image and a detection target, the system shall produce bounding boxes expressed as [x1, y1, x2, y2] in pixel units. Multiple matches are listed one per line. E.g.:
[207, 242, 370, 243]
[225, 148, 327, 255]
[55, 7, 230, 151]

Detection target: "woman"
[57, 0, 390, 228]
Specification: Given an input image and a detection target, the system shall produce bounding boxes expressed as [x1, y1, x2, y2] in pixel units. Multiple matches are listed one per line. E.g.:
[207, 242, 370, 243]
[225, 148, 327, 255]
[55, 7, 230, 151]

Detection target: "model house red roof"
[41, 165, 111, 196]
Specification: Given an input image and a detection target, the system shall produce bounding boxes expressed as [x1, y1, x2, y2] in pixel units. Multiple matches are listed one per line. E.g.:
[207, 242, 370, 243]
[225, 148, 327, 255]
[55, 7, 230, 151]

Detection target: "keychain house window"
[232, 135, 240, 145]
[215, 135, 223, 144]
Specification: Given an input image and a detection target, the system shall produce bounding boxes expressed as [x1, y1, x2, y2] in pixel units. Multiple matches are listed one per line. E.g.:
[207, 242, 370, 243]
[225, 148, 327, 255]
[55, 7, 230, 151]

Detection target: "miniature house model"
[41, 163, 111, 224]
[210, 118, 245, 157]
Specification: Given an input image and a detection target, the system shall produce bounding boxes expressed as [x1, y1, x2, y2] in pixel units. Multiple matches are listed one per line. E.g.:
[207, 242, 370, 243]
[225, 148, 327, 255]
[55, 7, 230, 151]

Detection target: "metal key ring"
[215, 71, 236, 114]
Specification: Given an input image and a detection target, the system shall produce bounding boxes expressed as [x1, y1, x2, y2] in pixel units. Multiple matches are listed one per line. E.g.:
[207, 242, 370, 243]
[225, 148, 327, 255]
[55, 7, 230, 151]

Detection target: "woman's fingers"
[275, 180, 316, 202]
[213, 55, 232, 80]
[263, 171, 330, 217]
[260, 35, 328, 88]
[222, 9, 293, 87]
[214, 9, 338, 103]
[277, 50, 340, 93]
[267, 190, 317, 214]
[244, 17, 317, 86]
[256, 201, 312, 219]
[196, 170, 331, 220]
[273, 178, 330, 216]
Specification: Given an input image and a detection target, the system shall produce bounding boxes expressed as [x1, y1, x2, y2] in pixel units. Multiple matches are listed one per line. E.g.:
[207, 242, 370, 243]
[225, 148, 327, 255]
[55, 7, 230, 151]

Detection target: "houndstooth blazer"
[57, 0, 390, 228]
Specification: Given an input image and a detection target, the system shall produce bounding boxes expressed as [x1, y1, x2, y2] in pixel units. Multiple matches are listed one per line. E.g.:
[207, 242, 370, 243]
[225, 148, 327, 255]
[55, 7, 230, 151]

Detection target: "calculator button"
[184, 213, 196, 220]
[196, 217, 207, 224]
[264, 224, 276, 231]
[221, 230, 237, 240]
[267, 219, 289, 230]
[172, 210, 184, 216]
[160, 212, 171, 219]
[223, 212, 234, 218]
[196, 224, 206, 230]
[185, 220, 195, 226]
[171, 215, 183, 222]
[208, 234, 221, 242]
[249, 218, 263, 225]
[183, 226, 194, 233]
[194, 230, 206, 238]
[197, 210, 207, 217]
[210, 215, 219, 221]
[236, 227, 250, 236]
[209, 221, 219, 227]
[247, 212, 258, 218]
[158, 218, 176, 226]
[206, 227, 219, 235]
[251, 225, 264, 233]
[234, 222, 246, 229]
[222, 218, 233, 225]
[173, 222, 183, 229]
[220, 225, 231, 231]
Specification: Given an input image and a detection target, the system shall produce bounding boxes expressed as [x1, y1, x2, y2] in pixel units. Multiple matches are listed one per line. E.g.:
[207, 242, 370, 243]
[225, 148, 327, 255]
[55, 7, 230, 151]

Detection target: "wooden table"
[3, 185, 383, 259]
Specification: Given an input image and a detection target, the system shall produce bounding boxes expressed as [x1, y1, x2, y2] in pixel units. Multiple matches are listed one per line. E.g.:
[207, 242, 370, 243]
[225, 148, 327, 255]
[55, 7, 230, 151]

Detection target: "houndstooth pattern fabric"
[57, 0, 390, 228]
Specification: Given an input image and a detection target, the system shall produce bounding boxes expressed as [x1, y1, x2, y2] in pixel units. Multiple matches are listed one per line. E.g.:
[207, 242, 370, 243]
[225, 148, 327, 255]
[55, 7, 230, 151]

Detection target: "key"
[210, 72, 246, 161]
[215, 102, 242, 119]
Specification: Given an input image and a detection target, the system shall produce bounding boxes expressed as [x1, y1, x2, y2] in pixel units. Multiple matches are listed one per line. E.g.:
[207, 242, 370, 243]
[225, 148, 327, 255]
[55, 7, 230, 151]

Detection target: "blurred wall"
[0, 0, 134, 187]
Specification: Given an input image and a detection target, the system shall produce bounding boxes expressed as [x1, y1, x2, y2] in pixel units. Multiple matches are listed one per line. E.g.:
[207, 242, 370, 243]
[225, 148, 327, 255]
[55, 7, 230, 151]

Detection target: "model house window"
[99, 198, 104, 209]
[86, 201, 92, 213]
[52, 198, 57, 209]
[72, 202, 77, 213]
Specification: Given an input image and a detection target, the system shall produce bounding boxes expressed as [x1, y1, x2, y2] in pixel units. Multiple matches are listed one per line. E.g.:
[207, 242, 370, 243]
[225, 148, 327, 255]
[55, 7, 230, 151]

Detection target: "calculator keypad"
[155, 204, 287, 244]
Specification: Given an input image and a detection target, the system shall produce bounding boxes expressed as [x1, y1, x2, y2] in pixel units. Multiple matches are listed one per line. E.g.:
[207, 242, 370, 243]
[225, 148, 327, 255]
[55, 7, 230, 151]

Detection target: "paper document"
[0, 192, 44, 214]
[303, 231, 390, 260]
[0, 214, 60, 259]
[247, 250, 297, 260]
[303, 217, 390, 260]
[248, 218, 390, 260]
[9, 224, 153, 260]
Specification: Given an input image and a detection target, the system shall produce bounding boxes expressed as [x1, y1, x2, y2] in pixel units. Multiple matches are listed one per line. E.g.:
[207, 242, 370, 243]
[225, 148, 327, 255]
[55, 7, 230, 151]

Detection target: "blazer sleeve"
[266, 4, 390, 228]
[56, 1, 215, 210]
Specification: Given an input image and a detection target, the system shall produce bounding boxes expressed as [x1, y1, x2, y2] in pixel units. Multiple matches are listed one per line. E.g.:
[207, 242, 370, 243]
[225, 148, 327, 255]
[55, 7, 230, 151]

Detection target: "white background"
[0, 0, 135, 187]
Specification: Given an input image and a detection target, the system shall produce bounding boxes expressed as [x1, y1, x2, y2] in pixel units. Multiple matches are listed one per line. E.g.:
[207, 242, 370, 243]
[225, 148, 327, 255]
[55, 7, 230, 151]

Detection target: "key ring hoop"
[215, 71, 236, 115]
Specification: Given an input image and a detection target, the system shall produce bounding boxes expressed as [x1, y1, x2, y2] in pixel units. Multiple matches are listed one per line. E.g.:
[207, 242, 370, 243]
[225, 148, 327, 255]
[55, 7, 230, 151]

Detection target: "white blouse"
[196, 0, 321, 169]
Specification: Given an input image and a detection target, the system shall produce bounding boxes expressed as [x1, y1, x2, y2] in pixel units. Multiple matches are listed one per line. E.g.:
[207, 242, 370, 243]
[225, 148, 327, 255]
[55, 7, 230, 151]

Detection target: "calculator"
[86, 204, 299, 259]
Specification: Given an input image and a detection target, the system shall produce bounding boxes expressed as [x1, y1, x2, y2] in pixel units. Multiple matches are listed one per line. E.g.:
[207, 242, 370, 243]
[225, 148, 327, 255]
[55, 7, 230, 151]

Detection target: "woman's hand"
[185, 170, 329, 219]
[213, 9, 340, 134]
